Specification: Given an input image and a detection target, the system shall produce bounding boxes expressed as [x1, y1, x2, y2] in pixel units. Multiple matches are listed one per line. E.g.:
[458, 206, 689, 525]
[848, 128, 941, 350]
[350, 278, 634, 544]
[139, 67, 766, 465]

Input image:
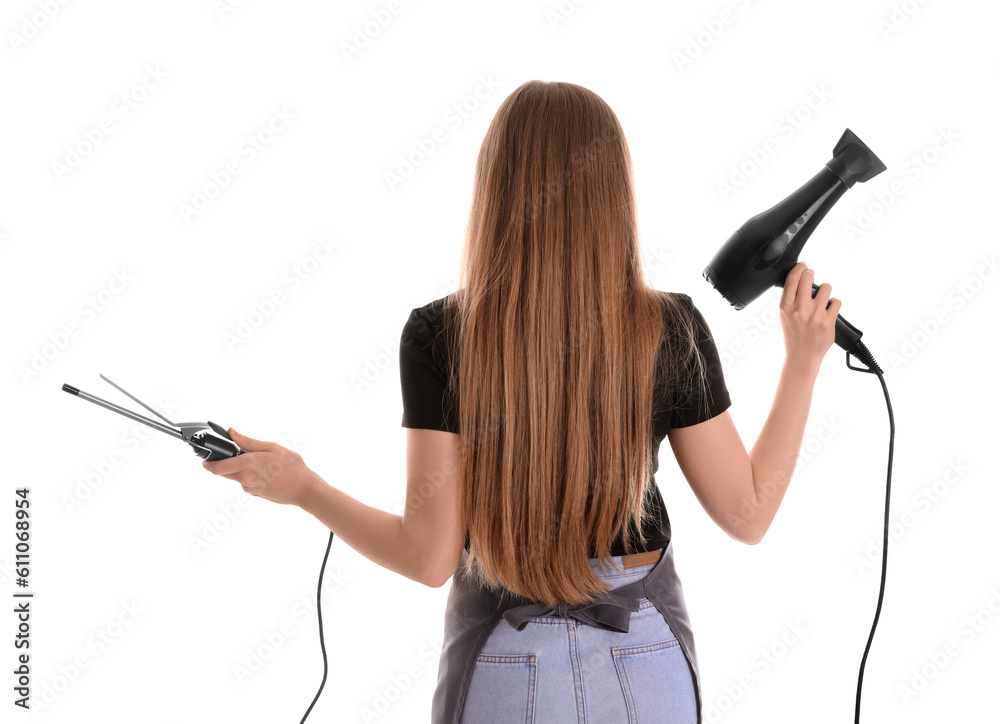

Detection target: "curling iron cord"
[299, 531, 334, 723]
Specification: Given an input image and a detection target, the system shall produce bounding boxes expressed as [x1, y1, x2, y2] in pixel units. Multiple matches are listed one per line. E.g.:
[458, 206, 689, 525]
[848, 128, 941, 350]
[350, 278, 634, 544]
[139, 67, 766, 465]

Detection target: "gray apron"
[431, 540, 702, 723]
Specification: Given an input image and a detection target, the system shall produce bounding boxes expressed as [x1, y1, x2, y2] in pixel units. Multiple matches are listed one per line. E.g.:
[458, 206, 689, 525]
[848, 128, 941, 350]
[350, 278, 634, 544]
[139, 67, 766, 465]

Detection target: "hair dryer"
[703, 128, 885, 372]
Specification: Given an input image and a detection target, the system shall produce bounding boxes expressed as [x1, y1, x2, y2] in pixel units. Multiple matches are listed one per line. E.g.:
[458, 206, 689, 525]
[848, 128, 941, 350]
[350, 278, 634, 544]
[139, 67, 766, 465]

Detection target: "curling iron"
[61, 374, 244, 460]
[62, 375, 332, 722]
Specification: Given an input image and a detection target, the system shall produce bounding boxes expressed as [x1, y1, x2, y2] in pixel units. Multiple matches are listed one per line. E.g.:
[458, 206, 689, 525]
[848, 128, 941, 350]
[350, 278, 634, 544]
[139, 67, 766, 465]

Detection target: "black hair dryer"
[703, 128, 885, 373]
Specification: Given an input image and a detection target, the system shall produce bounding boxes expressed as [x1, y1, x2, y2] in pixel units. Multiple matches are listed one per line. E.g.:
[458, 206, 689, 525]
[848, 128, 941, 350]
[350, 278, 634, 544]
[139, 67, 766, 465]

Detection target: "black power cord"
[299, 531, 335, 723]
[845, 345, 893, 724]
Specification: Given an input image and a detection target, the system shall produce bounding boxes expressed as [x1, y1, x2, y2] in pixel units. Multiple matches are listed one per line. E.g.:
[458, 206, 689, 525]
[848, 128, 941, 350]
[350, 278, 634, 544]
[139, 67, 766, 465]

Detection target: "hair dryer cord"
[847, 341, 883, 375]
[844, 349, 894, 724]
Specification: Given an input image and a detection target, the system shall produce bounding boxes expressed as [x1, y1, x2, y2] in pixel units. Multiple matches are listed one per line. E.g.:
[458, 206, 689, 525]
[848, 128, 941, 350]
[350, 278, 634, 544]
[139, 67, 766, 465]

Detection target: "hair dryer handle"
[809, 282, 863, 351]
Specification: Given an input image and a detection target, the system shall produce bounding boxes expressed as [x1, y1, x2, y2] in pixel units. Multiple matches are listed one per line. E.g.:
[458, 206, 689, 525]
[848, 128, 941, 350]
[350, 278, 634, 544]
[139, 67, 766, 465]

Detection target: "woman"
[203, 80, 840, 723]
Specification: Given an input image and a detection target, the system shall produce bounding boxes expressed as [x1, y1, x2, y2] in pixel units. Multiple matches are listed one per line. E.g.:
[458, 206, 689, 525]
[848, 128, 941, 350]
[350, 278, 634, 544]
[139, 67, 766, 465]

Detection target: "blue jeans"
[459, 545, 698, 723]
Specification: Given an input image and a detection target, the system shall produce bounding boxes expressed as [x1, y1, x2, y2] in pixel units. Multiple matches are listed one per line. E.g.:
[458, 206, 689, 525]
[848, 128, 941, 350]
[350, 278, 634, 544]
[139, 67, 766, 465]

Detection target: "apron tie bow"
[501, 583, 646, 634]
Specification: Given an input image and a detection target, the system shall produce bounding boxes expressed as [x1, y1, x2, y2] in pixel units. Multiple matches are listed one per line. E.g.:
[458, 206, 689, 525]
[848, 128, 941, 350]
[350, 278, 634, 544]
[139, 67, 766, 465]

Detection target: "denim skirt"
[432, 541, 701, 724]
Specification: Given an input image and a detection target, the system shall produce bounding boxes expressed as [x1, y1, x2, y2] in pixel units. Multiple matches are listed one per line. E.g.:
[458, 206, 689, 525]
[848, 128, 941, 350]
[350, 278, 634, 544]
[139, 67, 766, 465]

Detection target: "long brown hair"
[439, 80, 708, 607]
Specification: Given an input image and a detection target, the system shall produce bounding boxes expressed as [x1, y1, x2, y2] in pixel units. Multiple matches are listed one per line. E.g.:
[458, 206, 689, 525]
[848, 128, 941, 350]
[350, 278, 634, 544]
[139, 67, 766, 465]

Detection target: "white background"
[2, 0, 997, 722]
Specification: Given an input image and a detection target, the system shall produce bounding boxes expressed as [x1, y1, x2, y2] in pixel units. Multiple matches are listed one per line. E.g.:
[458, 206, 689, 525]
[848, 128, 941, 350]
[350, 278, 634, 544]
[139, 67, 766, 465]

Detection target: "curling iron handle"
[808, 282, 863, 351]
[194, 421, 245, 461]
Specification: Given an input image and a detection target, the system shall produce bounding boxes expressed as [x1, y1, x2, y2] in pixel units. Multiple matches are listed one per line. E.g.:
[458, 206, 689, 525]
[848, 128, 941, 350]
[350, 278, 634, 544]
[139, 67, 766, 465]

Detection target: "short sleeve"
[669, 295, 732, 429]
[399, 304, 458, 433]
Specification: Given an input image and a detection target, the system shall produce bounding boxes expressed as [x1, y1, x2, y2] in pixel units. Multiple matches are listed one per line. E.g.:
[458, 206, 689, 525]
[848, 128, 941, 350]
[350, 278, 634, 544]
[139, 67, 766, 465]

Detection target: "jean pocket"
[461, 653, 537, 724]
[612, 639, 697, 724]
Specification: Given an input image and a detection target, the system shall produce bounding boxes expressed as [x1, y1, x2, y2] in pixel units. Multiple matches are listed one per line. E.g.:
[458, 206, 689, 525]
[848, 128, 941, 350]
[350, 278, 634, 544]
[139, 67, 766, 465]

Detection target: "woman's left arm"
[201, 427, 465, 588]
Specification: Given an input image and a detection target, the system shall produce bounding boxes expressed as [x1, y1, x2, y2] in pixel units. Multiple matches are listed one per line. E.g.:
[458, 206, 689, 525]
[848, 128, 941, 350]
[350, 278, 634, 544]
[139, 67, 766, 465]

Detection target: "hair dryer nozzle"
[827, 128, 886, 187]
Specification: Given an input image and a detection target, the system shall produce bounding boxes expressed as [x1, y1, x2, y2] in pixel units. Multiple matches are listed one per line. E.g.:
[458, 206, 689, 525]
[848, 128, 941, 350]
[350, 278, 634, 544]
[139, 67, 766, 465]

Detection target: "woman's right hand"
[779, 261, 842, 372]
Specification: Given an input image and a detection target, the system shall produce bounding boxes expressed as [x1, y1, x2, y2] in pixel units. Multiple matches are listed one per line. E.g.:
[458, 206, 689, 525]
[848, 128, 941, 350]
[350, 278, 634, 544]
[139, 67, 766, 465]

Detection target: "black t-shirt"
[399, 291, 732, 557]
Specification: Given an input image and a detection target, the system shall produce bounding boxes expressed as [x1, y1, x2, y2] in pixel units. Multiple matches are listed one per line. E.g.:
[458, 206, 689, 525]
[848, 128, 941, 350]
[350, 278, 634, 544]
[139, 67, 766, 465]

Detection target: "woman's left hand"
[201, 428, 317, 508]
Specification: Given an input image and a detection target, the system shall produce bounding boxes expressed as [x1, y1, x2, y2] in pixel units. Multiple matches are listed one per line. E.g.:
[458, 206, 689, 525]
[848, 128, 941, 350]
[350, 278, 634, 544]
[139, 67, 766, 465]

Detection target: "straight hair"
[439, 80, 709, 607]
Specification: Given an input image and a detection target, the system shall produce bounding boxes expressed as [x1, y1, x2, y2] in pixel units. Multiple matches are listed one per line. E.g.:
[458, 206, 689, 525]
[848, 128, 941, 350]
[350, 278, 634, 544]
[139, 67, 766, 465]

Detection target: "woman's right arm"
[666, 262, 840, 545]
